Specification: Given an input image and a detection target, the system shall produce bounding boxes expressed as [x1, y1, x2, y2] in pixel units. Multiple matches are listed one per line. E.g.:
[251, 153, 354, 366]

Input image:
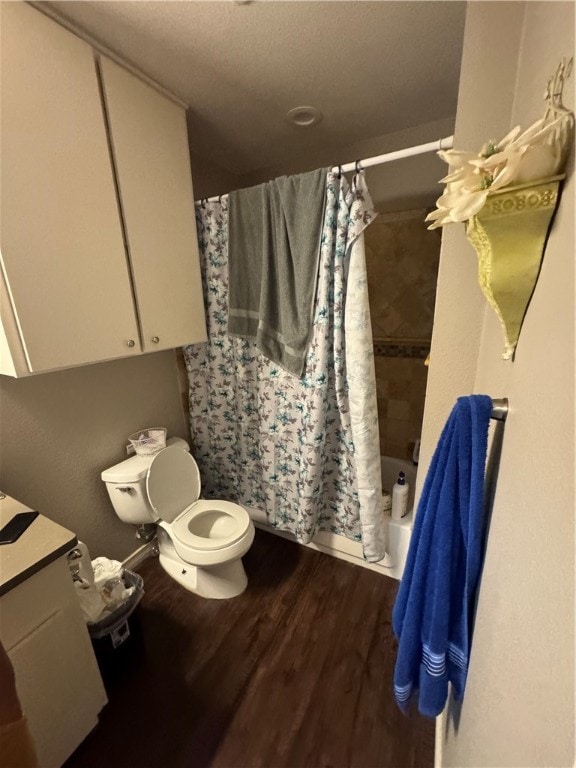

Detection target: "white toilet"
[101, 438, 255, 599]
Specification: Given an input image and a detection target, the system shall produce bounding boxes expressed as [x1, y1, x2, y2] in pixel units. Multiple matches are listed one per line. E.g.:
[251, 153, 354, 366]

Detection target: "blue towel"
[392, 395, 493, 717]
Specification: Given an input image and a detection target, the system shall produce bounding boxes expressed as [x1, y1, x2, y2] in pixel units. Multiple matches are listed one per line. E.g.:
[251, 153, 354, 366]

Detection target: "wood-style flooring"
[64, 529, 434, 768]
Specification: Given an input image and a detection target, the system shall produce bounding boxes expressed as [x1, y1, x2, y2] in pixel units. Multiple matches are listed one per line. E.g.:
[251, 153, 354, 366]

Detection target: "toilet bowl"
[101, 439, 255, 599]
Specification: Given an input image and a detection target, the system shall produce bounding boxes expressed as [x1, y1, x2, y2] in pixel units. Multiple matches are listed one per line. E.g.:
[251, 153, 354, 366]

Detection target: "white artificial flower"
[426, 111, 573, 230]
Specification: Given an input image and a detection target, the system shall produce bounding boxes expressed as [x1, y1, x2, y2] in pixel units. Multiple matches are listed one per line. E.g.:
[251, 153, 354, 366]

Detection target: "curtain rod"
[197, 135, 454, 204]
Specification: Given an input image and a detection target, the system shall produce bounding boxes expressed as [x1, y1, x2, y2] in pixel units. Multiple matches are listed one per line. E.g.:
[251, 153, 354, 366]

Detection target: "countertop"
[0, 493, 77, 597]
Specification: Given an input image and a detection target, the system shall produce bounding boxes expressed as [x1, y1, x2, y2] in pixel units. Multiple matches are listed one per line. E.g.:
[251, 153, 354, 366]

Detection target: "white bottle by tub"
[391, 471, 409, 520]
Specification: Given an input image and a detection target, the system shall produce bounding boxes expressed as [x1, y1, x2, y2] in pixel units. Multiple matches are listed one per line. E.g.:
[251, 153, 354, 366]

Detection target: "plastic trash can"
[88, 569, 144, 687]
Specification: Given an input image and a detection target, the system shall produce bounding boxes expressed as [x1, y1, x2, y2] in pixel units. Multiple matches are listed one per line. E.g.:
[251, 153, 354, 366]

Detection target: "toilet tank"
[101, 437, 189, 525]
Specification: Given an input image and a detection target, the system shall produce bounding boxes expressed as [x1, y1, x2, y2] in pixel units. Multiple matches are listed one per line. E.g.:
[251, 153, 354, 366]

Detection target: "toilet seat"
[146, 445, 250, 552]
[172, 500, 250, 551]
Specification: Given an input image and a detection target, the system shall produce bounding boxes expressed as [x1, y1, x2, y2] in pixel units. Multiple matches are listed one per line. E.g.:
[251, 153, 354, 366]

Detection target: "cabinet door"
[1, 558, 106, 767]
[0, 3, 140, 373]
[99, 57, 207, 353]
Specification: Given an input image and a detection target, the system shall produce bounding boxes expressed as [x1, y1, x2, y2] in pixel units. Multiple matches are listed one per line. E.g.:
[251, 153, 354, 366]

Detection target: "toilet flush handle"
[116, 487, 134, 494]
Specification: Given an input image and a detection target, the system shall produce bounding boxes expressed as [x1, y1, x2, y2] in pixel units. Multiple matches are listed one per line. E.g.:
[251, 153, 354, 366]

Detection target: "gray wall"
[188, 147, 243, 200]
[241, 117, 455, 212]
[0, 351, 188, 560]
[419, 3, 575, 766]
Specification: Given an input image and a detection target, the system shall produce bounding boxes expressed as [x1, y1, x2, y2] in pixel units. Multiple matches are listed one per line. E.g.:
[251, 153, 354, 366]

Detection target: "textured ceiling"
[47, 1, 466, 175]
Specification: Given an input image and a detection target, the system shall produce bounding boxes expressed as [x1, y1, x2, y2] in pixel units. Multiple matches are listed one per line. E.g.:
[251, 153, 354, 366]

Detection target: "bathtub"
[247, 454, 418, 580]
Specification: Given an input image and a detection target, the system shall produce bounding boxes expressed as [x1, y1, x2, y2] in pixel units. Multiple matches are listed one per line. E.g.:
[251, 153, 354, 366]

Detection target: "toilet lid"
[146, 445, 201, 524]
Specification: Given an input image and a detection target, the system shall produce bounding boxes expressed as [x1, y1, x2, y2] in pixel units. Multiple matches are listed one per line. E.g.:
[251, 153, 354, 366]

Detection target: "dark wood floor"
[64, 529, 434, 768]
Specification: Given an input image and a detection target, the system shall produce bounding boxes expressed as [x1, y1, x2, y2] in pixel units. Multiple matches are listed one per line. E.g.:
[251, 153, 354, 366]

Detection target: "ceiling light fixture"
[286, 106, 323, 128]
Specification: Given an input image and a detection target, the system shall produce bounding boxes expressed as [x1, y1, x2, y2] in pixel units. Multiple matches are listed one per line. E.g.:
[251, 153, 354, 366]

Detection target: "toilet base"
[158, 552, 248, 599]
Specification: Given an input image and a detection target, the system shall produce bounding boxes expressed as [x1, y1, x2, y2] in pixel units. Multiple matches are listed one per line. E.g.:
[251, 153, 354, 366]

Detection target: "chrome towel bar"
[491, 398, 509, 422]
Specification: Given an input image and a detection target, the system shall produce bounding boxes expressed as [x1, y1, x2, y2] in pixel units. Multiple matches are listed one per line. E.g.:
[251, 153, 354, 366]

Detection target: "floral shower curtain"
[183, 172, 385, 561]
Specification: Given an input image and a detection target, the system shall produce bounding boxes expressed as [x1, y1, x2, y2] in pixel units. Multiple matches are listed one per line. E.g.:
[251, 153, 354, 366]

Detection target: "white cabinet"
[0, 2, 140, 375]
[99, 58, 206, 354]
[0, 3, 206, 377]
[0, 556, 107, 767]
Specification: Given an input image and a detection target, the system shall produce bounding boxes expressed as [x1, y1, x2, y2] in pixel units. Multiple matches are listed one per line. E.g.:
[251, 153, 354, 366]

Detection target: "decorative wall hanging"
[426, 58, 574, 359]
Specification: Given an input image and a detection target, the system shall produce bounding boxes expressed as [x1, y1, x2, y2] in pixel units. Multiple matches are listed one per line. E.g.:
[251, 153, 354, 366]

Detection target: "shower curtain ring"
[355, 159, 362, 174]
[337, 165, 343, 179]
[201, 198, 207, 209]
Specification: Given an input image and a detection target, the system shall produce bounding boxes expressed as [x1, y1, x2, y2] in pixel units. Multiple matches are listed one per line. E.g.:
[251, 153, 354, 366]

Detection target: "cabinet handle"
[151, 336, 160, 343]
[126, 339, 136, 348]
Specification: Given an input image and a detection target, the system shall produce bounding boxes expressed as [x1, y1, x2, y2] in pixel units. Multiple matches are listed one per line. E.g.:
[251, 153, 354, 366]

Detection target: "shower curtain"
[184, 171, 385, 561]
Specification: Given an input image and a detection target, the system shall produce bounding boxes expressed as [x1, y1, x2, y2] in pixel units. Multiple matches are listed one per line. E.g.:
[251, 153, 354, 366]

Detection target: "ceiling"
[46, 1, 467, 176]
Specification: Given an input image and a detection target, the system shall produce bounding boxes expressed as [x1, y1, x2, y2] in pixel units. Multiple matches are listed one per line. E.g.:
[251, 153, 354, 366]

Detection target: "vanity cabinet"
[0, 494, 107, 767]
[0, 3, 206, 378]
[1, 558, 108, 767]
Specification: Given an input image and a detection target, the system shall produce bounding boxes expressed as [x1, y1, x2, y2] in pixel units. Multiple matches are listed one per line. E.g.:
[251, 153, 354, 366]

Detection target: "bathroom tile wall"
[365, 209, 441, 460]
[374, 355, 429, 461]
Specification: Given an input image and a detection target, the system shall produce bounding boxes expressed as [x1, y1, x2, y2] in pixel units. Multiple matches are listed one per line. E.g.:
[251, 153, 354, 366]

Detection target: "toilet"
[101, 438, 255, 599]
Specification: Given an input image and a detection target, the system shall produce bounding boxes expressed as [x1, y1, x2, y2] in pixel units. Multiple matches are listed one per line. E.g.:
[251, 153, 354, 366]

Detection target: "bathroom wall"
[241, 117, 454, 212]
[419, 3, 575, 766]
[0, 352, 188, 561]
[365, 209, 441, 460]
[189, 147, 243, 200]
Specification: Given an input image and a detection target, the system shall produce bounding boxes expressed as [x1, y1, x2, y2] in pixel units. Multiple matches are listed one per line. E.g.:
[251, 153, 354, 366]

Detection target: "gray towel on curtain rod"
[227, 168, 328, 377]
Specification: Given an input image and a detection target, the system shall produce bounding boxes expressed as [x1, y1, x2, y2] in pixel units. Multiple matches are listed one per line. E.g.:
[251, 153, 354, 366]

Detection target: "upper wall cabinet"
[0, 3, 206, 377]
[98, 58, 206, 355]
[0, 2, 140, 375]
